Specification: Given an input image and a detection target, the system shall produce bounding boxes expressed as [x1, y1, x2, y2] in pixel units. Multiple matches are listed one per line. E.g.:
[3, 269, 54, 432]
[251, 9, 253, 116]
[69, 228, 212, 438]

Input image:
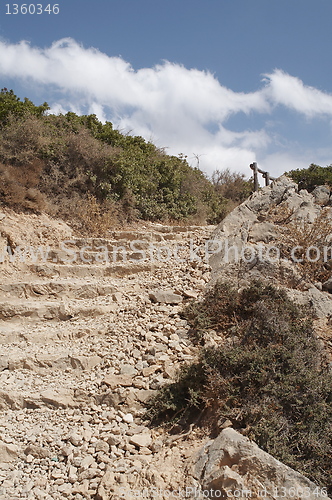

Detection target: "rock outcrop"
[209, 175, 332, 322]
[193, 428, 329, 500]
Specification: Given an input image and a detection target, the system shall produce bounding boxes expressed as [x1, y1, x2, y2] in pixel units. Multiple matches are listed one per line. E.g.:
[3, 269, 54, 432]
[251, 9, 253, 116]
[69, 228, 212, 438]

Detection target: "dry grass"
[75, 194, 120, 236]
[268, 204, 332, 285]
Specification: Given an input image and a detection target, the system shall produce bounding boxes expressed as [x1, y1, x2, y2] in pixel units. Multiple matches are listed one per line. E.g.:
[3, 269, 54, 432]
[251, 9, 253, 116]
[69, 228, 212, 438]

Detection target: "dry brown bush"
[38, 127, 120, 216]
[269, 204, 332, 285]
[0, 115, 50, 166]
[66, 128, 118, 172]
[212, 168, 254, 202]
[0, 160, 46, 211]
[73, 194, 119, 236]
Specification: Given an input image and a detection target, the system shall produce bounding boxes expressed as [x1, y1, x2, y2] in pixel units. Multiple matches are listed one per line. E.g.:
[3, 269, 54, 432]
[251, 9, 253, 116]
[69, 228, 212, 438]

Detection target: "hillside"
[0, 89, 253, 232]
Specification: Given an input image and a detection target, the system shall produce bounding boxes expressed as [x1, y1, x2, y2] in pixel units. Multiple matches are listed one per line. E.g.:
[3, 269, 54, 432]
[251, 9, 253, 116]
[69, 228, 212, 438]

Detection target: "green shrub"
[147, 281, 332, 492]
[286, 163, 332, 191]
[0, 88, 49, 126]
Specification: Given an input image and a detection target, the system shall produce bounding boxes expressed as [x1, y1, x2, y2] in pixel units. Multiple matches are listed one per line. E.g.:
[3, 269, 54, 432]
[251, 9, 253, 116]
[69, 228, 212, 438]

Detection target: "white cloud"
[258, 152, 307, 178]
[258, 148, 332, 180]
[1, 38, 332, 178]
[263, 69, 332, 117]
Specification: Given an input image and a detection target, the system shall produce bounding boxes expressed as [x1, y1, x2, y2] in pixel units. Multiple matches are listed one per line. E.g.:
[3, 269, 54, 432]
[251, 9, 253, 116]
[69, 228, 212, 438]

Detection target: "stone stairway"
[0, 224, 212, 326]
[0, 222, 214, 499]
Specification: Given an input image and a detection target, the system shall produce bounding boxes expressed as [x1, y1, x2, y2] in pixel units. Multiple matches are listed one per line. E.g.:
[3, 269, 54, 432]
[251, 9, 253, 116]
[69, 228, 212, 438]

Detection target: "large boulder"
[193, 428, 329, 500]
[312, 185, 331, 206]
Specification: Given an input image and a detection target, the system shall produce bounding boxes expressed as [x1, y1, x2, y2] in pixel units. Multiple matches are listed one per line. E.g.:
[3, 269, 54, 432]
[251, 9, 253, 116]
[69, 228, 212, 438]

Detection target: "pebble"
[121, 413, 134, 424]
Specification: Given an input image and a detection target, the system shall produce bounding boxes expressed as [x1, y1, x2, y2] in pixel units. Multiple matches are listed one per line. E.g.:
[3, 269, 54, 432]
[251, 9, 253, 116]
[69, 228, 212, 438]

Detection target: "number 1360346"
[6, 4, 60, 14]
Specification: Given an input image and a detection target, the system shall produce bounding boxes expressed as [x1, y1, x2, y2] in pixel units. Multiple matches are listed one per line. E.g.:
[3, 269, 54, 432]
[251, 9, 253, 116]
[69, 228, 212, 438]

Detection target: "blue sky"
[1, 0, 332, 178]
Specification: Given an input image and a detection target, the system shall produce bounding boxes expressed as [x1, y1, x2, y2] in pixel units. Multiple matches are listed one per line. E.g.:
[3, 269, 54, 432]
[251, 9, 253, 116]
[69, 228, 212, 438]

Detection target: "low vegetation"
[0, 89, 253, 231]
[286, 163, 332, 191]
[147, 281, 332, 493]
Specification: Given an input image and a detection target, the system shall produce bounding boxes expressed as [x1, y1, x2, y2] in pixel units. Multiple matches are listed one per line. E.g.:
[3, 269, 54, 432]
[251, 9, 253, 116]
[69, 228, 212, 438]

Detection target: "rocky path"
[0, 223, 214, 500]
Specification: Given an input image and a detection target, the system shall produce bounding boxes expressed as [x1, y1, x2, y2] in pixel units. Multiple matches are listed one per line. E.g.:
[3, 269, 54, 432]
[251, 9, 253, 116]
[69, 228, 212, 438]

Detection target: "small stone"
[69, 433, 83, 446]
[164, 365, 177, 379]
[32, 486, 48, 499]
[40, 389, 76, 408]
[79, 467, 100, 480]
[142, 365, 159, 377]
[150, 439, 163, 453]
[107, 434, 122, 446]
[218, 418, 233, 430]
[182, 289, 199, 299]
[22, 481, 35, 493]
[80, 455, 95, 470]
[94, 440, 109, 453]
[24, 444, 51, 459]
[103, 374, 133, 389]
[70, 355, 102, 371]
[129, 433, 152, 448]
[68, 465, 78, 483]
[120, 364, 137, 376]
[135, 389, 157, 403]
[149, 290, 183, 304]
[57, 483, 73, 496]
[82, 428, 92, 442]
[51, 471, 63, 480]
[139, 446, 152, 455]
[122, 413, 134, 423]
[0, 441, 18, 463]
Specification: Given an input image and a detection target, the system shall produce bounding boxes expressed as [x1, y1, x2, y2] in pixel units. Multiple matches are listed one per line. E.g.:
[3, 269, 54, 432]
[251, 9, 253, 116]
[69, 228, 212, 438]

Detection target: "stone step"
[76, 233, 162, 244]
[48, 248, 148, 265]
[0, 318, 107, 344]
[30, 262, 156, 278]
[0, 281, 117, 300]
[0, 298, 116, 322]
[0, 231, 209, 269]
[68, 235, 194, 252]
[72, 227, 210, 245]
[0, 386, 95, 411]
[138, 225, 215, 234]
[72, 234, 164, 247]
[108, 227, 213, 241]
[0, 352, 103, 373]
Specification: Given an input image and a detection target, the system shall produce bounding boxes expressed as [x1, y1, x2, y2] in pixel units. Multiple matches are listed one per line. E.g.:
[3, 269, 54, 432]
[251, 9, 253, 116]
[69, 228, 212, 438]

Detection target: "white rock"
[129, 433, 152, 448]
[68, 433, 82, 447]
[122, 413, 134, 423]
